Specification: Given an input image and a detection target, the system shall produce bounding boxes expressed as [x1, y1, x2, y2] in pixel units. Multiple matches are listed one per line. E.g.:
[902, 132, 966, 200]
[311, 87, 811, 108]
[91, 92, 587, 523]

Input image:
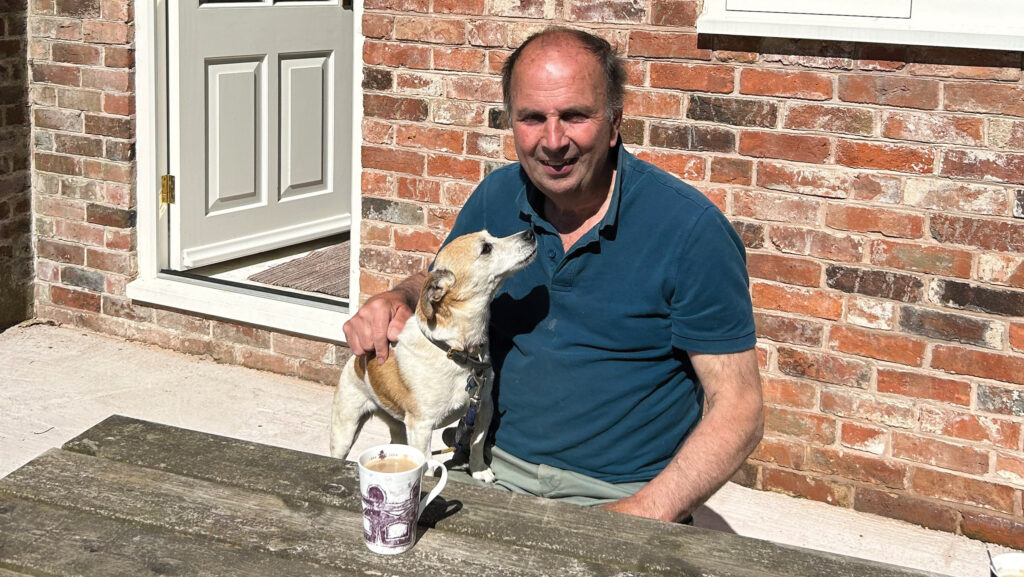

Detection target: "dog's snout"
[520, 229, 535, 244]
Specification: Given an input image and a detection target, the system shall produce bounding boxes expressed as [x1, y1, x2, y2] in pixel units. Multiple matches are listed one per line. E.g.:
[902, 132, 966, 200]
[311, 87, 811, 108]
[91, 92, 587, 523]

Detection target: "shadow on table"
[692, 504, 735, 534]
[420, 496, 463, 528]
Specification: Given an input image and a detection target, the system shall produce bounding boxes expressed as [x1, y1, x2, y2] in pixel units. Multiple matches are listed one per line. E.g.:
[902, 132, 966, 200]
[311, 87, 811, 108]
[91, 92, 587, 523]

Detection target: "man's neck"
[543, 166, 616, 250]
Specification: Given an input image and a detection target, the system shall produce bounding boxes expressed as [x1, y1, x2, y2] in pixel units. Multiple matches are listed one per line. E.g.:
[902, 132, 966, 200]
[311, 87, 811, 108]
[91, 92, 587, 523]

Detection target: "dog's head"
[418, 229, 537, 328]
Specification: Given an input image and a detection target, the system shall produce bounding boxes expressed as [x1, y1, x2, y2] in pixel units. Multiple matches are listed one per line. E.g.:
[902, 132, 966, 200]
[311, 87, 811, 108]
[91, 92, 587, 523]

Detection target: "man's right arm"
[342, 269, 427, 362]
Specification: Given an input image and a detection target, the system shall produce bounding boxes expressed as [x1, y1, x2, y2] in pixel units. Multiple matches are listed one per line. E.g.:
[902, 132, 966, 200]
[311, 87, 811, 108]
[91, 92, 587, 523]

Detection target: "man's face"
[509, 39, 621, 202]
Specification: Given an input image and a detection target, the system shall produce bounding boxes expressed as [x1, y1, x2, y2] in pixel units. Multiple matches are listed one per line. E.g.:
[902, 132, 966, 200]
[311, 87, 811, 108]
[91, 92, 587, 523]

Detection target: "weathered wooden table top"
[0, 415, 943, 577]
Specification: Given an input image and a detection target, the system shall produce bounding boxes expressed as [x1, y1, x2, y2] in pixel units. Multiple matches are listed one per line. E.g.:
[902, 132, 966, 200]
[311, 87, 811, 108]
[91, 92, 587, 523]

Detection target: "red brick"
[840, 422, 887, 455]
[911, 468, 1016, 513]
[751, 282, 843, 320]
[1012, 323, 1024, 351]
[633, 150, 703, 181]
[769, 226, 864, 263]
[363, 94, 428, 121]
[360, 222, 392, 247]
[650, 0, 698, 27]
[466, 131, 502, 159]
[466, 20, 506, 47]
[649, 63, 733, 93]
[904, 179, 1009, 216]
[783, 103, 873, 136]
[271, 333, 333, 361]
[756, 163, 850, 199]
[945, 82, 1024, 118]
[709, 157, 751, 185]
[361, 146, 424, 175]
[765, 406, 836, 444]
[103, 92, 133, 116]
[570, 0, 645, 23]
[763, 468, 852, 507]
[426, 154, 480, 181]
[747, 252, 821, 287]
[82, 20, 129, 44]
[364, 0, 428, 10]
[363, 41, 431, 69]
[623, 90, 683, 119]
[237, 347, 299, 377]
[103, 46, 134, 69]
[838, 75, 940, 109]
[360, 246, 428, 277]
[84, 114, 131, 138]
[760, 374, 818, 409]
[432, 47, 485, 72]
[751, 437, 806, 469]
[849, 173, 901, 204]
[32, 62, 80, 86]
[55, 0, 100, 17]
[732, 190, 820, 224]
[962, 512, 1024, 550]
[396, 125, 464, 154]
[486, 0, 552, 18]
[297, 359, 344, 386]
[35, 152, 81, 176]
[49, 285, 101, 312]
[51, 41, 100, 65]
[821, 389, 916, 428]
[393, 17, 465, 44]
[807, 447, 906, 489]
[878, 369, 971, 406]
[825, 205, 924, 239]
[446, 75, 502, 103]
[990, 118, 1024, 151]
[362, 14, 393, 39]
[81, 67, 130, 92]
[777, 347, 873, 389]
[432, 0, 484, 14]
[869, 240, 972, 278]
[931, 214, 1024, 253]
[394, 229, 444, 253]
[933, 345, 1024, 386]
[940, 149, 1024, 185]
[836, 140, 935, 174]
[432, 100, 487, 127]
[740, 69, 832, 100]
[829, 325, 926, 367]
[882, 111, 983, 146]
[101, 0, 131, 23]
[362, 119, 393, 145]
[86, 248, 133, 275]
[396, 177, 441, 203]
[854, 489, 959, 532]
[36, 238, 85, 265]
[739, 131, 830, 164]
[443, 181, 475, 207]
[893, 433, 989, 475]
[627, 30, 709, 60]
[995, 453, 1024, 486]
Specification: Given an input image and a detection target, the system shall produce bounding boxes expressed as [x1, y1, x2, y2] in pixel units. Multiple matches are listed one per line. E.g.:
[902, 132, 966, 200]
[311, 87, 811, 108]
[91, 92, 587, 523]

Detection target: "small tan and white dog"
[330, 229, 536, 481]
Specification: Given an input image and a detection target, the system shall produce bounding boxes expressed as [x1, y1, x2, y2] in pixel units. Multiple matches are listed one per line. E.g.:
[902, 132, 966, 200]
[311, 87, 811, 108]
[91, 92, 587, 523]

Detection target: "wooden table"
[0, 415, 942, 577]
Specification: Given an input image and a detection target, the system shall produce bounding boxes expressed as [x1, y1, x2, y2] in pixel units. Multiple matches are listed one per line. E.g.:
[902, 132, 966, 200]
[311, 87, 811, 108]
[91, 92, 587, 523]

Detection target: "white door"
[168, 0, 353, 270]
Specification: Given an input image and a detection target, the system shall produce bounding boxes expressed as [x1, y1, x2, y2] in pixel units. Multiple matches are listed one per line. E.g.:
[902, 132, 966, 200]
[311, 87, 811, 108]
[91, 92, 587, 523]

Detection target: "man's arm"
[600, 348, 763, 522]
[342, 269, 427, 362]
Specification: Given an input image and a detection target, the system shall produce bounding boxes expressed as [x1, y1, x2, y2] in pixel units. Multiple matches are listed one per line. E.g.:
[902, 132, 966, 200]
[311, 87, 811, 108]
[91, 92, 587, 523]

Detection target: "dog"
[330, 229, 537, 481]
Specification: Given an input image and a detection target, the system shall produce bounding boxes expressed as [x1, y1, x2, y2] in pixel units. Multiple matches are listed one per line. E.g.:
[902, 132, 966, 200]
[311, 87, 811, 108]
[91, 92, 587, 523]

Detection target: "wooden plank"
[62, 416, 943, 577]
[0, 494, 346, 576]
[0, 449, 660, 577]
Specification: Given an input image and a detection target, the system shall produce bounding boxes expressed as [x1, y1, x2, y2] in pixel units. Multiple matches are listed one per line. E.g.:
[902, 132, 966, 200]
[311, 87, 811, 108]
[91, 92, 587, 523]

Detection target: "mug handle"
[418, 459, 448, 518]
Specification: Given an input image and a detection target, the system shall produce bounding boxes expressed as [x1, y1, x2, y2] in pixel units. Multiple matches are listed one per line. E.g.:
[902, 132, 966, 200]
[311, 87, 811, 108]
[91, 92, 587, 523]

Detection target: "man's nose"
[541, 118, 567, 149]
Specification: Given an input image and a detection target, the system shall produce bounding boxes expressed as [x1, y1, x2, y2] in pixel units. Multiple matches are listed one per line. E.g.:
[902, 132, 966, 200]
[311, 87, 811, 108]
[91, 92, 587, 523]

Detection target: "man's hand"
[342, 270, 427, 362]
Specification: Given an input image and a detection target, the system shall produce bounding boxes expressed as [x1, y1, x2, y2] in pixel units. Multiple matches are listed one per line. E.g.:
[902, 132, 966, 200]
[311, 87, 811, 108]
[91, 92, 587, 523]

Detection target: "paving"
[0, 322, 1014, 575]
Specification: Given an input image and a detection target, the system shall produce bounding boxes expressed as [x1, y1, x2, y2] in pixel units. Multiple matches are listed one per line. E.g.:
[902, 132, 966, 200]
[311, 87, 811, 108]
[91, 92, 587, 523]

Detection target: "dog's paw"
[471, 468, 496, 483]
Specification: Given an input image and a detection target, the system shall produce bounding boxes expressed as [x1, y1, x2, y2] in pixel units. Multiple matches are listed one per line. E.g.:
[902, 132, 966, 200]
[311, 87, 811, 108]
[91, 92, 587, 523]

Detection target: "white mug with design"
[356, 444, 448, 554]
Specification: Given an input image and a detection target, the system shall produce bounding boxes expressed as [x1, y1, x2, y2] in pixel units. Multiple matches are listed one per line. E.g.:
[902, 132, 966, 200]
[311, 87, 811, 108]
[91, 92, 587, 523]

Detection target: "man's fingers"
[387, 306, 412, 343]
[342, 320, 365, 357]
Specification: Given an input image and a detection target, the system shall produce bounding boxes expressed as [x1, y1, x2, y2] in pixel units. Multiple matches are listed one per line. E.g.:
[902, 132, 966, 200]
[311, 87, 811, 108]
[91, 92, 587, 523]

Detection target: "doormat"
[248, 240, 350, 299]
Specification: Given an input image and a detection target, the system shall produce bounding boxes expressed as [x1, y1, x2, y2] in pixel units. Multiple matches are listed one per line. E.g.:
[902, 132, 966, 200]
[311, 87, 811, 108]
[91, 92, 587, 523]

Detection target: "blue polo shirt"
[441, 143, 756, 483]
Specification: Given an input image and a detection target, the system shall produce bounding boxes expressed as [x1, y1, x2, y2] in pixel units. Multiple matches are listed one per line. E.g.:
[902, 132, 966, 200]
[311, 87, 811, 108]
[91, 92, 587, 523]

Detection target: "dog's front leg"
[404, 418, 436, 475]
[468, 379, 495, 483]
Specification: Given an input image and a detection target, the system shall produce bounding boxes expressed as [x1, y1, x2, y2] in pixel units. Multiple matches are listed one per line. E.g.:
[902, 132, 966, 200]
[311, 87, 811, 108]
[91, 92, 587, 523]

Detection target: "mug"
[356, 444, 448, 554]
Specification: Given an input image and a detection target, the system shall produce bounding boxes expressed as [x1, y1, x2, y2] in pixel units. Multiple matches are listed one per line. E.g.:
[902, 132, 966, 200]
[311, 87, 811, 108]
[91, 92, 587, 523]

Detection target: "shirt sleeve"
[670, 207, 757, 354]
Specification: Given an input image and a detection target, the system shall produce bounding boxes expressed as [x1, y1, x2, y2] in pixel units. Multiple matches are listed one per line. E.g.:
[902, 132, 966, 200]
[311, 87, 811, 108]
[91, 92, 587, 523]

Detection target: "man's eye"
[480, 242, 492, 255]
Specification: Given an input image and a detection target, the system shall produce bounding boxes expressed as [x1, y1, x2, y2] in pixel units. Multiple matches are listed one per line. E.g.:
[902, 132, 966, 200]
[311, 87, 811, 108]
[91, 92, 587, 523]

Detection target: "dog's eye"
[480, 242, 492, 255]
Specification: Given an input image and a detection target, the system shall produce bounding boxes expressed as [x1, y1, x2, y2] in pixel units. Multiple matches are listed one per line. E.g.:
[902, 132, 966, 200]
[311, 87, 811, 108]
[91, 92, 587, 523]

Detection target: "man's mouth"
[540, 158, 577, 174]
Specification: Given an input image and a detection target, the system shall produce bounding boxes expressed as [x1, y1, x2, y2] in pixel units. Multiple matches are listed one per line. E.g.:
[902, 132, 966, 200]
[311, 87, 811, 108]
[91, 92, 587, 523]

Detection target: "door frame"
[127, 0, 362, 342]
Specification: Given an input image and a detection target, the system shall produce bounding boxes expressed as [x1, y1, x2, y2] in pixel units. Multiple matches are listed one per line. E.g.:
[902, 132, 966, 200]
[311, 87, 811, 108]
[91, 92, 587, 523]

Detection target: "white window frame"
[128, 0, 362, 342]
[699, 0, 1024, 52]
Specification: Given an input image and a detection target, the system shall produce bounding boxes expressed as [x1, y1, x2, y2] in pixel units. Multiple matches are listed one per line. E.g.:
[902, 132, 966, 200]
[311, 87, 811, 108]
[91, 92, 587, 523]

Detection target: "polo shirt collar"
[515, 139, 629, 239]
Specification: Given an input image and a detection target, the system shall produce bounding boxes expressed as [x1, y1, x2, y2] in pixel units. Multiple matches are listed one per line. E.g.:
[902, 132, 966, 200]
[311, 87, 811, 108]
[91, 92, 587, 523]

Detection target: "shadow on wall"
[0, 1, 32, 330]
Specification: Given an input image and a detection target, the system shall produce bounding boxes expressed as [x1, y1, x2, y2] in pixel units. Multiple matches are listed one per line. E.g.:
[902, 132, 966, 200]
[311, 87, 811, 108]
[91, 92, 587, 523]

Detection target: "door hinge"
[161, 174, 175, 204]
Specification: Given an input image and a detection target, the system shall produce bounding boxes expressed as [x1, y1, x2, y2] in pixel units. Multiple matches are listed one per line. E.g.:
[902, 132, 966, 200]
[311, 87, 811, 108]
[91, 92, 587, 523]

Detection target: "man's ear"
[418, 268, 456, 326]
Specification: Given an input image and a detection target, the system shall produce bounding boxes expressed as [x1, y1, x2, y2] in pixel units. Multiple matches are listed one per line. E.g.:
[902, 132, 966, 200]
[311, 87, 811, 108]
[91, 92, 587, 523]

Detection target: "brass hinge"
[160, 174, 175, 204]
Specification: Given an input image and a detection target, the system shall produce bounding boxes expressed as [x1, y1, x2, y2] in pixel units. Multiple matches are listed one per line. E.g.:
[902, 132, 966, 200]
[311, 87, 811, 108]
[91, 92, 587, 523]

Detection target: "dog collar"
[426, 337, 491, 371]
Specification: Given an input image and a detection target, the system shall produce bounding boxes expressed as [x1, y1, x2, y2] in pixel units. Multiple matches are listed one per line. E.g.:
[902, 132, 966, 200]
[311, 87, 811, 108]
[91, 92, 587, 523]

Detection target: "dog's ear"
[419, 268, 455, 325]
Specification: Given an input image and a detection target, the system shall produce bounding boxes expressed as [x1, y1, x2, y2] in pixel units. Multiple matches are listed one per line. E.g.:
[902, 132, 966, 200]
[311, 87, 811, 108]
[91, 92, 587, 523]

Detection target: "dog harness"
[426, 336, 490, 456]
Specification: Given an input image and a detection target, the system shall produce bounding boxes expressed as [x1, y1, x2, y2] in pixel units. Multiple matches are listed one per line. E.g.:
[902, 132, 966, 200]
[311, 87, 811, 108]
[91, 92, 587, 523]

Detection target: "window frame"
[698, 0, 1024, 51]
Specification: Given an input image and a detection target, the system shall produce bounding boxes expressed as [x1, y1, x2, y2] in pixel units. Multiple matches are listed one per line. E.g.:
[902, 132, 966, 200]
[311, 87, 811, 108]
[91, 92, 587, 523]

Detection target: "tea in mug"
[365, 456, 419, 473]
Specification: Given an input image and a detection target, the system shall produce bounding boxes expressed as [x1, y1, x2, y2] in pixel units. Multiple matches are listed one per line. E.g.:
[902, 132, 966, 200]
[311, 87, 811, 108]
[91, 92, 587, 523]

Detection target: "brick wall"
[357, 1, 1024, 548]
[22, 0, 1024, 548]
[0, 0, 31, 329]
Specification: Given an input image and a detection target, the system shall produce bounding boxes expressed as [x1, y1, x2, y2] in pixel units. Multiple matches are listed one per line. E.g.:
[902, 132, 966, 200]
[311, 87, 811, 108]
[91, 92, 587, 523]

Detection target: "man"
[343, 27, 763, 524]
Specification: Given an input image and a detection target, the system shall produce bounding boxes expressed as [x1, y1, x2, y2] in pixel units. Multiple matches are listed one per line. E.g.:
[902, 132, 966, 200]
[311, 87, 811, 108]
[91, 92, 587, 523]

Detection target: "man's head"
[501, 27, 626, 121]
[500, 28, 626, 204]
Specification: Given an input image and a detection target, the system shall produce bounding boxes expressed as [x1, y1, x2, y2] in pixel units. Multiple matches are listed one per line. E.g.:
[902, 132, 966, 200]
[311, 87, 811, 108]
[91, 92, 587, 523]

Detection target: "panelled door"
[168, 0, 353, 270]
